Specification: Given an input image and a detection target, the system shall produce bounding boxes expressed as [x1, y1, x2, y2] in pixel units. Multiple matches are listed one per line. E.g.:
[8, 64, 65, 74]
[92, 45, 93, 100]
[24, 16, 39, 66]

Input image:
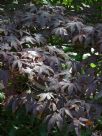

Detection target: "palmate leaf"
[59, 107, 73, 119]
[11, 94, 27, 113]
[51, 13, 64, 24]
[20, 36, 36, 44]
[26, 50, 40, 58]
[0, 23, 16, 35]
[25, 99, 36, 113]
[35, 11, 51, 28]
[72, 34, 86, 46]
[29, 5, 37, 13]
[45, 46, 65, 60]
[22, 12, 35, 23]
[3, 34, 21, 50]
[52, 27, 68, 38]
[0, 43, 11, 51]
[82, 26, 94, 34]
[66, 21, 84, 35]
[0, 51, 11, 61]
[47, 77, 59, 91]
[51, 102, 57, 111]
[53, 6, 66, 15]
[59, 80, 81, 96]
[20, 49, 42, 62]
[32, 63, 54, 77]
[49, 19, 64, 29]
[37, 92, 54, 101]
[73, 118, 93, 136]
[81, 26, 95, 48]
[45, 113, 64, 131]
[14, 10, 25, 24]
[71, 61, 81, 74]
[43, 56, 60, 72]
[34, 33, 46, 45]
[12, 60, 22, 72]
[94, 24, 102, 41]
[59, 80, 70, 91]
[32, 102, 47, 118]
[68, 83, 78, 95]
[84, 34, 94, 48]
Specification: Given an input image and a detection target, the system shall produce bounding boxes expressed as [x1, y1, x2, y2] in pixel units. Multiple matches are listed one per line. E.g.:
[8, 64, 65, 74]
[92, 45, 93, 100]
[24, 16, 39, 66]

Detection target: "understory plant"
[0, 3, 102, 136]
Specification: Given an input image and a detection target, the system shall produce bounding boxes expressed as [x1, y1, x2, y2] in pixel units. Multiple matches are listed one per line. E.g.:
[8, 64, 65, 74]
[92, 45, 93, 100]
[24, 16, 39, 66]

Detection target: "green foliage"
[0, 107, 76, 136]
[0, 107, 48, 136]
[81, 128, 92, 136]
[0, 90, 5, 103]
[96, 116, 102, 130]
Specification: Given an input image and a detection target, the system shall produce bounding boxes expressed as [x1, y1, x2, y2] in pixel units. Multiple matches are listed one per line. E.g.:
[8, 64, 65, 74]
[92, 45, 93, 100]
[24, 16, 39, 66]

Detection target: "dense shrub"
[0, 3, 102, 136]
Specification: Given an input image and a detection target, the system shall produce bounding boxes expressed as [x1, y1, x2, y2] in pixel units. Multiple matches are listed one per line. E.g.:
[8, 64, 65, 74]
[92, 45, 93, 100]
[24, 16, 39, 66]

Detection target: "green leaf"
[63, 47, 74, 52]
[40, 124, 47, 136]
[0, 92, 5, 103]
[81, 128, 92, 136]
[75, 54, 83, 61]
[90, 63, 96, 68]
